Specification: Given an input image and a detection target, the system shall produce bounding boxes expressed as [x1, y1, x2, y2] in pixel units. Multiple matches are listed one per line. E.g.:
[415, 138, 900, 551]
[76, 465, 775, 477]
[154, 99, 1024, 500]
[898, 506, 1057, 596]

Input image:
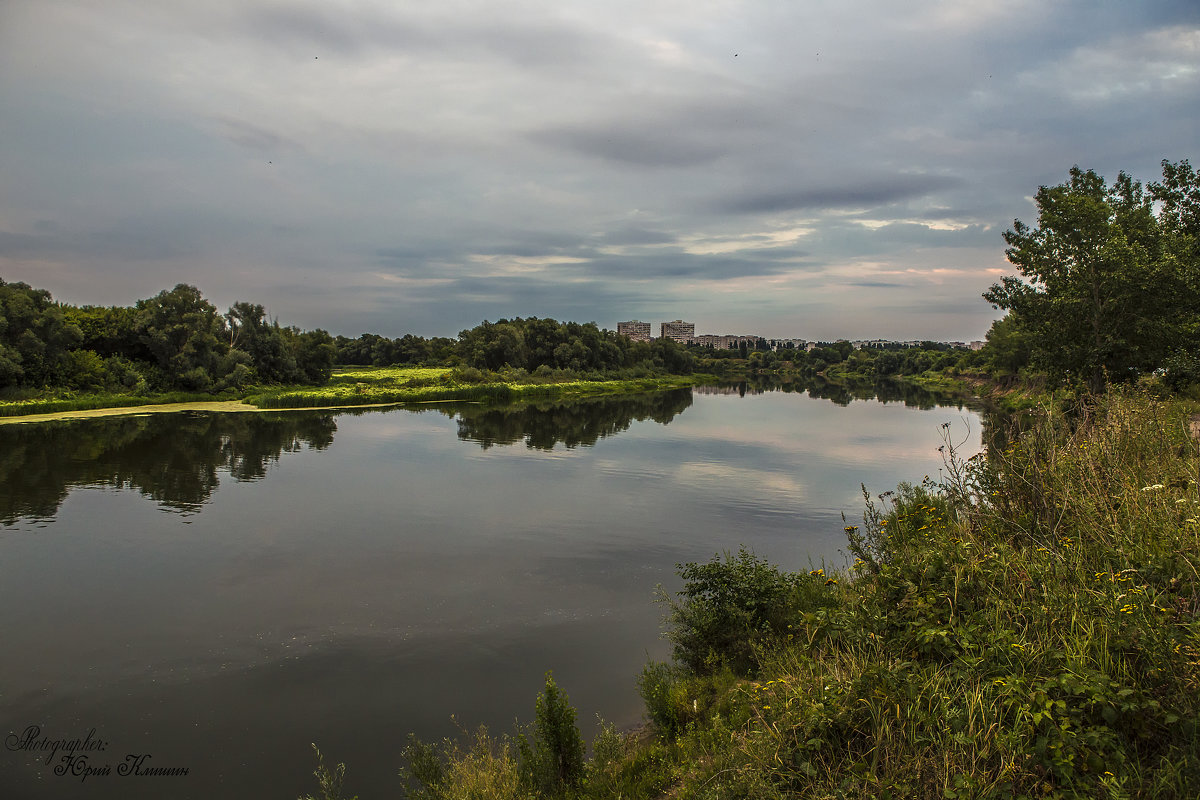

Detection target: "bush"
[516, 672, 585, 797]
[663, 546, 835, 675]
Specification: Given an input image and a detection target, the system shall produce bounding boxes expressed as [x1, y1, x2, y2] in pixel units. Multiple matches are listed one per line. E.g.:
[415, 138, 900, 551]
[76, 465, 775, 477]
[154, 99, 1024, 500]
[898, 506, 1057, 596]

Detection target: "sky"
[1, 1, 1197, 342]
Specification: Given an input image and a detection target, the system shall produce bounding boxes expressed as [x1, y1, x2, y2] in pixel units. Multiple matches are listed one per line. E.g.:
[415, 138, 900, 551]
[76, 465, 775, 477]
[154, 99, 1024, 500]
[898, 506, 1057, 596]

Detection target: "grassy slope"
[382, 390, 1200, 800]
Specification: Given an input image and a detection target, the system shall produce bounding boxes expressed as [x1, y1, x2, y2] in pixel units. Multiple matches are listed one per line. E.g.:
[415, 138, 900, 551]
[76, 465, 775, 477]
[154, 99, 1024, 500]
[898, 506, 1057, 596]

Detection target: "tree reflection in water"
[0, 380, 994, 524]
[447, 388, 694, 450]
[0, 411, 337, 523]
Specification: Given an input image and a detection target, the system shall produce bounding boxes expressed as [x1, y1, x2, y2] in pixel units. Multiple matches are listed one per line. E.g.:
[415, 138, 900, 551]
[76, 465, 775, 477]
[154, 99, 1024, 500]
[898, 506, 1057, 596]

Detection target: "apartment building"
[660, 319, 695, 343]
[616, 320, 652, 342]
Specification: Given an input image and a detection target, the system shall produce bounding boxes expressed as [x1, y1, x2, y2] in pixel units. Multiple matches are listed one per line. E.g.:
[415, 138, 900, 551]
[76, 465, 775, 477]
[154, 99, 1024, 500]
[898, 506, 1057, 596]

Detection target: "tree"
[982, 164, 1188, 391]
[1149, 158, 1200, 382]
[982, 313, 1031, 376]
[227, 301, 295, 382]
[0, 279, 84, 387]
[136, 284, 231, 390]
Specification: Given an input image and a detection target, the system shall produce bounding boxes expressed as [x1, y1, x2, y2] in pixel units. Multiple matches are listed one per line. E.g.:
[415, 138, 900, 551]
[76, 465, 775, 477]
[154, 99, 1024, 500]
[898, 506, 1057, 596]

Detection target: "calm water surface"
[0, 386, 982, 799]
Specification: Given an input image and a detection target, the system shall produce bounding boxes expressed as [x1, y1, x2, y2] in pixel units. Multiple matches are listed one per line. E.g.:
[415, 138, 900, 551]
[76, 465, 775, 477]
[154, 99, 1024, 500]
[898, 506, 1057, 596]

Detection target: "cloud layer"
[1, 0, 1196, 340]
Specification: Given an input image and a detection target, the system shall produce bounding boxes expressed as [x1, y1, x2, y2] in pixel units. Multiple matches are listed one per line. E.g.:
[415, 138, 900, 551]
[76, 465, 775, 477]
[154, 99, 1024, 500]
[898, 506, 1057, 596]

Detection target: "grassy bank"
[0, 366, 707, 420]
[245, 367, 704, 409]
[344, 389, 1200, 800]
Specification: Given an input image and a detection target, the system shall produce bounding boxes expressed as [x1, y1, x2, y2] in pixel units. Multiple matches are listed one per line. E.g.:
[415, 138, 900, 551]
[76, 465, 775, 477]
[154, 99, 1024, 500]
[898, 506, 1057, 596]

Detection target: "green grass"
[361, 388, 1200, 800]
[246, 371, 701, 409]
[325, 365, 453, 384]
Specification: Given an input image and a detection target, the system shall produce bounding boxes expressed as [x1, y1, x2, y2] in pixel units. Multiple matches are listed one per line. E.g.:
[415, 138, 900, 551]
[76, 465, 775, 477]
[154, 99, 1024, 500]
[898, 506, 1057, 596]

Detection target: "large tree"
[984, 162, 1197, 391]
[137, 284, 239, 390]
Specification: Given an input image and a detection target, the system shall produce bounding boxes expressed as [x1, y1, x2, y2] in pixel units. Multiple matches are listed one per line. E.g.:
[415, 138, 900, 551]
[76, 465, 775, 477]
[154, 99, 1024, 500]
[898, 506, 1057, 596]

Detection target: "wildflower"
[1142, 484, 1165, 491]
[1011, 643, 1025, 651]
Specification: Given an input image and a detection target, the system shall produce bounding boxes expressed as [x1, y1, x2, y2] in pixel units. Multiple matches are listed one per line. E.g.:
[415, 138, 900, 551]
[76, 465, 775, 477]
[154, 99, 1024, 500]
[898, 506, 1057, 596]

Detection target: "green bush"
[516, 672, 585, 797]
[663, 546, 836, 675]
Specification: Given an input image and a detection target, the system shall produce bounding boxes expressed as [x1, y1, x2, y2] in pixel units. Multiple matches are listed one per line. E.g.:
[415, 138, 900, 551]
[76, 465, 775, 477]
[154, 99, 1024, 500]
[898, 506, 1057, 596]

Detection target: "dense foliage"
[984, 160, 1200, 391]
[0, 280, 335, 393]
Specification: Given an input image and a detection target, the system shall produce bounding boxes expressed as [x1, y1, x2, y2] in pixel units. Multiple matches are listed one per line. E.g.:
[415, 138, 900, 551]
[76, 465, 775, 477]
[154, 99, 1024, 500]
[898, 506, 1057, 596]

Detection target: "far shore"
[0, 399, 472, 425]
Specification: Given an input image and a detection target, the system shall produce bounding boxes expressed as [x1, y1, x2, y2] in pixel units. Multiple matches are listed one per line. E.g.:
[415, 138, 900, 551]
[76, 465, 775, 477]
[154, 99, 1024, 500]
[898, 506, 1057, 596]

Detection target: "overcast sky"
[1, 1, 1197, 341]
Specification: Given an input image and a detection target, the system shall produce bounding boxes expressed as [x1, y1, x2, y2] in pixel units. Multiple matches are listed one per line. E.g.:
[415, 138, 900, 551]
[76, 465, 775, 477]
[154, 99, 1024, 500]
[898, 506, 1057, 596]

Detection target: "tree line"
[0, 284, 701, 395]
[0, 282, 336, 393]
[336, 317, 698, 377]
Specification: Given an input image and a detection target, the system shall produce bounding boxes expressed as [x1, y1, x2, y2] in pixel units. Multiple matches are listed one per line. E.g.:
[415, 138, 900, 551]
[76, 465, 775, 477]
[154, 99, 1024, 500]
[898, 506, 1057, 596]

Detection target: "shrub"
[663, 546, 835, 675]
[517, 672, 585, 797]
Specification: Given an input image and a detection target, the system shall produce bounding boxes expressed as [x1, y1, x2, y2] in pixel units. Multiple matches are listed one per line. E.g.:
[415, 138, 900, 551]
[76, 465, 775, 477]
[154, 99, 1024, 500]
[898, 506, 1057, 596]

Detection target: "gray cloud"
[239, 3, 614, 69]
[531, 126, 729, 168]
[717, 175, 966, 215]
[597, 227, 678, 246]
[212, 116, 302, 154]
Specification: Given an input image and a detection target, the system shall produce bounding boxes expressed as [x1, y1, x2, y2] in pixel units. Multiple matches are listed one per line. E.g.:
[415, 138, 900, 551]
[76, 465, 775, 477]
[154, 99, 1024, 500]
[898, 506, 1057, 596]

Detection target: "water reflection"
[0, 382, 993, 525]
[0, 412, 337, 523]
[448, 388, 693, 449]
[701, 375, 973, 409]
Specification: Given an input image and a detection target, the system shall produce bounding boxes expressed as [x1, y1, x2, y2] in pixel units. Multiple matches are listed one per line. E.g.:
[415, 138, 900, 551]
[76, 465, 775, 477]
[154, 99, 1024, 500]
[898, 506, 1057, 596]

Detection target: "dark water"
[0, 385, 982, 799]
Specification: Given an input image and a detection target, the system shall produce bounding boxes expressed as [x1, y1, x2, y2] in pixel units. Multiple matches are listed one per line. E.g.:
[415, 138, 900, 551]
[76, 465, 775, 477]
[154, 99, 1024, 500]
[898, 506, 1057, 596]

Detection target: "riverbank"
[381, 388, 1200, 800]
[0, 367, 709, 423]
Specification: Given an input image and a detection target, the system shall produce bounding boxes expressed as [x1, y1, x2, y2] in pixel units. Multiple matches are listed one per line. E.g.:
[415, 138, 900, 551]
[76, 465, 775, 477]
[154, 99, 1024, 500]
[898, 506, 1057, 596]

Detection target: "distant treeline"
[0, 281, 336, 393]
[0, 274, 985, 398]
[692, 337, 974, 382]
[0, 282, 702, 395]
[335, 317, 698, 376]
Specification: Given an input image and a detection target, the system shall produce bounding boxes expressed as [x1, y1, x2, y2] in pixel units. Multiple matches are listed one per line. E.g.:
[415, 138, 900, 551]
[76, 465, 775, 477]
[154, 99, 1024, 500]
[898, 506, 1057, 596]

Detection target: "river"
[0, 383, 983, 799]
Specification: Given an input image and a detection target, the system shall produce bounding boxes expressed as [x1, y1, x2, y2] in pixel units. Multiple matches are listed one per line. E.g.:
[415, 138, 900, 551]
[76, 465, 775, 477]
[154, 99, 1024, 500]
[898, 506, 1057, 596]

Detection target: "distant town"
[616, 319, 986, 352]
